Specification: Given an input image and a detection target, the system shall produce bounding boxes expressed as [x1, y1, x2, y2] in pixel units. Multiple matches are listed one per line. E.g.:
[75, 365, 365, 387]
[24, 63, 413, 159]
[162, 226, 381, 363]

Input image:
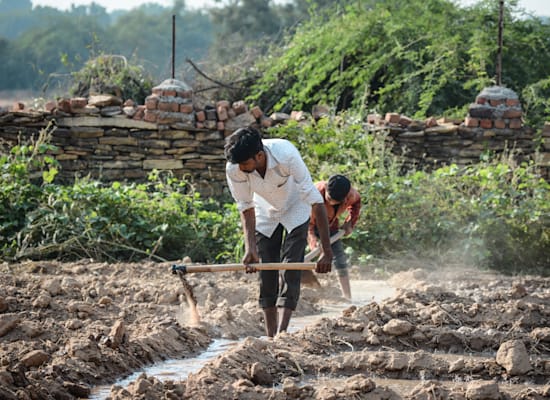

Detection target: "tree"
[247, 0, 550, 125]
[0, 0, 31, 13]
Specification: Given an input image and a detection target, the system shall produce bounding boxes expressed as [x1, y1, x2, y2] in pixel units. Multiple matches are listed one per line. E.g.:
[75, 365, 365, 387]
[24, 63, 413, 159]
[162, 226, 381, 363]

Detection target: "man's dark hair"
[327, 174, 351, 202]
[224, 126, 264, 164]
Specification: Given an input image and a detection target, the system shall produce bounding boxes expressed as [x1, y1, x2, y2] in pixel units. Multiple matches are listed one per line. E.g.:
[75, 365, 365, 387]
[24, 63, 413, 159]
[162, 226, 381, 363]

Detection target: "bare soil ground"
[0, 259, 549, 399]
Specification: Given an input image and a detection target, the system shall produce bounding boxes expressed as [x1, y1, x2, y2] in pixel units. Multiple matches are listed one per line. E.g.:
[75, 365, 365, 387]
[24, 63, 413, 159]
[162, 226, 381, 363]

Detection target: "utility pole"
[172, 15, 176, 79]
[496, 0, 504, 86]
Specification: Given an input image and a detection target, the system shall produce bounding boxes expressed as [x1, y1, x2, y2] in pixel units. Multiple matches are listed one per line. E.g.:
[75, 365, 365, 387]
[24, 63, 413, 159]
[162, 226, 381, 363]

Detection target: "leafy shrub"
[0, 127, 58, 254]
[14, 176, 241, 262]
[70, 54, 154, 104]
[269, 117, 550, 275]
[0, 128, 241, 263]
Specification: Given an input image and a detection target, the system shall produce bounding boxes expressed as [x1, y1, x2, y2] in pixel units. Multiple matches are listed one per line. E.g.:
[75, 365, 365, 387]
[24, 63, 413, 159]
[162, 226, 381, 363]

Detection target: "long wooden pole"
[304, 230, 345, 262]
[172, 262, 316, 274]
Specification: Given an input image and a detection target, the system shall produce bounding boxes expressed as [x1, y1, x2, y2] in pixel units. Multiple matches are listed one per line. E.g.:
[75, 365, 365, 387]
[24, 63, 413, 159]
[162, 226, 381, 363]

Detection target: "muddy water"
[90, 280, 394, 399]
[89, 339, 236, 399]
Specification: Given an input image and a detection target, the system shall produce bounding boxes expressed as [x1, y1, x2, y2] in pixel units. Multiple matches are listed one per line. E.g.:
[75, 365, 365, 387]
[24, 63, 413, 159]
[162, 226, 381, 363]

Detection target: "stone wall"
[0, 83, 548, 196]
[367, 114, 547, 174]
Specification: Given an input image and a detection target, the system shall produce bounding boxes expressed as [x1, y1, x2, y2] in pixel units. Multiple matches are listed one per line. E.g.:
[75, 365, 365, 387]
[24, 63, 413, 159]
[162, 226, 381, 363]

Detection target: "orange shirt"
[308, 181, 361, 248]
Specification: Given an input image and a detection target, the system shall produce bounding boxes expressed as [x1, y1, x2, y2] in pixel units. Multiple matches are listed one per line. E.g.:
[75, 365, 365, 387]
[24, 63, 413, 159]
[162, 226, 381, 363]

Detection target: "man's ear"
[257, 150, 266, 162]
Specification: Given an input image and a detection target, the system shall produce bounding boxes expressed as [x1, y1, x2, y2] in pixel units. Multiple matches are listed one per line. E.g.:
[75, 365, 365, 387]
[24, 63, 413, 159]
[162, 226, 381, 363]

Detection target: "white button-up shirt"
[226, 138, 323, 237]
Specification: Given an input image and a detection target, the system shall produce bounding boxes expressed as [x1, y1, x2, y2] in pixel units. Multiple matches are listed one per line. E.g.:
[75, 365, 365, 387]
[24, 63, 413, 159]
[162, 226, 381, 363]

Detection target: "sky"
[28, 0, 550, 15]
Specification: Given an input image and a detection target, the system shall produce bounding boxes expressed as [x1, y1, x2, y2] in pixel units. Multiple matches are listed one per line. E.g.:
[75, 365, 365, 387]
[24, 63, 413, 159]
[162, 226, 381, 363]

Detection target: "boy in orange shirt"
[307, 175, 361, 300]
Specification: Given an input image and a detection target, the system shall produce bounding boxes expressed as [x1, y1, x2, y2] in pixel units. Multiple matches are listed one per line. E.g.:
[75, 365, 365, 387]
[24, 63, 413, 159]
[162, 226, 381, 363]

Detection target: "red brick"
[385, 113, 400, 124]
[180, 103, 193, 114]
[158, 101, 179, 112]
[12, 102, 25, 111]
[489, 99, 504, 107]
[162, 89, 177, 97]
[196, 111, 206, 122]
[217, 106, 228, 121]
[124, 99, 135, 107]
[143, 110, 158, 122]
[196, 122, 204, 129]
[177, 90, 193, 99]
[425, 116, 438, 127]
[45, 101, 57, 112]
[505, 98, 520, 107]
[260, 116, 273, 128]
[133, 105, 145, 120]
[476, 96, 487, 105]
[217, 121, 225, 131]
[494, 119, 506, 129]
[503, 108, 522, 119]
[464, 117, 479, 127]
[70, 97, 87, 109]
[480, 119, 493, 129]
[217, 100, 230, 109]
[399, 115, 412, 126]
[233, 101, 248, 115]
[145, 96, 159, 110]
[57, 99, 71, 113]
[250, 106, 263, 119]
[152, 88, 162, 96]
[509, 118, 522, 129]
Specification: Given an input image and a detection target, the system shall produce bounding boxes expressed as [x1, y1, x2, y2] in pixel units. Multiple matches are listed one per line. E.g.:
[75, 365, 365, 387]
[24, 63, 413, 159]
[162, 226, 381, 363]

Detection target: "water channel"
[90, 280, 395, 399]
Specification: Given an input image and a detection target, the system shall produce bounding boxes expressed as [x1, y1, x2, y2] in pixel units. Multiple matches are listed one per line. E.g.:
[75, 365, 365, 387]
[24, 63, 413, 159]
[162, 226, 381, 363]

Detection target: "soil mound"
[1, 261, 549, 399]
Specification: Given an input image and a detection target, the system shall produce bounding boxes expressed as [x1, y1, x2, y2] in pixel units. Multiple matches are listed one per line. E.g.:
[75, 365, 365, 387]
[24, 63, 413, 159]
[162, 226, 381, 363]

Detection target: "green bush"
[70, 54, 154, 104]
[0, 129, 241, 263]
[269, 117, 550, 275]
[1, 119, 548, 274]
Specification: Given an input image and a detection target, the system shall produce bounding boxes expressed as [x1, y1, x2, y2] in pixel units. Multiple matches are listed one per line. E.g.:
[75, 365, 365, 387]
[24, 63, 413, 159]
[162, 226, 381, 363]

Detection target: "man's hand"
[316, 250, 333, 273]
[240, 208, 258, 273]
[242, 251, 259, 273]
[341, 221, 353, 235]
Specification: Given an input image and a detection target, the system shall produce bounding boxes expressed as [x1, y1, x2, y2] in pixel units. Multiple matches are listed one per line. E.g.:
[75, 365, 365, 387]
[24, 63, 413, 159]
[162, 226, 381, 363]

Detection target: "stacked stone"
[143, 79, 195, 127]
[465, 86, 523, 129]
[51, 94, 128, 117]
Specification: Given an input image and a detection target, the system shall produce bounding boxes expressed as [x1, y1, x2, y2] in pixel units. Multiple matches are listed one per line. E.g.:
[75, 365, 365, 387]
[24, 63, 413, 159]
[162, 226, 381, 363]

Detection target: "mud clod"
[0, 261, 549, 399]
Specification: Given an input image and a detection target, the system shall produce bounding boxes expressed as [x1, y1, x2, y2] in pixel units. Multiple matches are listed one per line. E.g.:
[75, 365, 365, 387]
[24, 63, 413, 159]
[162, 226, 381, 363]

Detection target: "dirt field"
[0, 259, 549, 399]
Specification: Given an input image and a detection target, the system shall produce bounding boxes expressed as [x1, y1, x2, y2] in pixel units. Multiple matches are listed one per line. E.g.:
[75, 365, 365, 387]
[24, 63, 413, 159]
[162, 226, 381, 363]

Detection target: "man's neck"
[257, 151, 267, 178]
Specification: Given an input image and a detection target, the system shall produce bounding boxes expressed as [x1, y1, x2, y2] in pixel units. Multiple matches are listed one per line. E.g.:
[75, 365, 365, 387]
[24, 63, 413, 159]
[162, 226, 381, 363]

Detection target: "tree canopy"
[248, 0, 550, 124]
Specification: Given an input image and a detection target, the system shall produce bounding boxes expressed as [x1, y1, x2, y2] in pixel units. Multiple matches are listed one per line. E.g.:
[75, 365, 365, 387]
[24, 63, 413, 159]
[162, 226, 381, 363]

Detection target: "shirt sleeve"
[284, 142, 323, 205]
[226, 162, 254, 212]
[344, 188, 362, 228]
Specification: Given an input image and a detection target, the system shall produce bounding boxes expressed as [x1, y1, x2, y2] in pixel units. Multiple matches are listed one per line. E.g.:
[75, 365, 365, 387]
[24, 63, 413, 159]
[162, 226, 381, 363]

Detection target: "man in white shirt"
[225, 126, 333, 337]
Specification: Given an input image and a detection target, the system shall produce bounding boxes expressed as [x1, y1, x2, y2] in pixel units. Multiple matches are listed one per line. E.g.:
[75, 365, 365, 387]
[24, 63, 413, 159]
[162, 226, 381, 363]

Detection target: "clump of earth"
[0, 259, 549, 399]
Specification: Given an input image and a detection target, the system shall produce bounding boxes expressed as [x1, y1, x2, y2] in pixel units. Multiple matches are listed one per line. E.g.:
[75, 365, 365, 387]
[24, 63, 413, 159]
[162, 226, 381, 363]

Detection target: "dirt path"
[0, 260, 548, 399]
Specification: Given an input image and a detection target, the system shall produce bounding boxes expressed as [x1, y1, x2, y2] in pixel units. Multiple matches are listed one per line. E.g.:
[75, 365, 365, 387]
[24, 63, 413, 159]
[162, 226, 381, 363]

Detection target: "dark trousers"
[256, 220, 309, 310]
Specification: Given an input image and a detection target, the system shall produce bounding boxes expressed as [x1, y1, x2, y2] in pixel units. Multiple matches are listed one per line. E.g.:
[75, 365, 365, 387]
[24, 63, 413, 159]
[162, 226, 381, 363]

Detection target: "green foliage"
[249, 0, 550, 126]
[13, 176, 240, 262]
[522, 76, 550, 129]
[70, 54, 154, 104]
[270, 117, 550, 275]
[268, 113, 399, 183]
[0, 130, 241, 263]
[0, 127, 59, 253]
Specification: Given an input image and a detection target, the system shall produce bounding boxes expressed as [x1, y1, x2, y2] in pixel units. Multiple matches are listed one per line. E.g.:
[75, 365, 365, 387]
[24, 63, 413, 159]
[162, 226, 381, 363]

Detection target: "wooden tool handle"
[304, 229, 345, 262]
[174, 262, 316, 274]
